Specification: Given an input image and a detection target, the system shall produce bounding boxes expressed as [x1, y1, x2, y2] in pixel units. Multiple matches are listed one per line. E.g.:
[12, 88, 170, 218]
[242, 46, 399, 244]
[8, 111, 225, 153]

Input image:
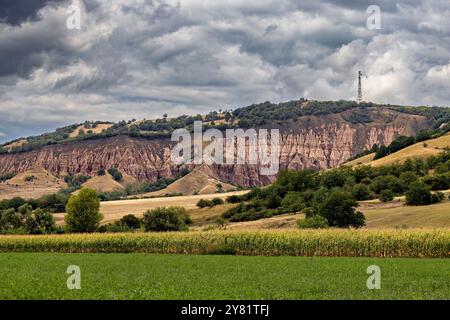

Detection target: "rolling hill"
[0, 99, 449, 199]
[0, 167, 66, 200]
[347, 133, 450, 167]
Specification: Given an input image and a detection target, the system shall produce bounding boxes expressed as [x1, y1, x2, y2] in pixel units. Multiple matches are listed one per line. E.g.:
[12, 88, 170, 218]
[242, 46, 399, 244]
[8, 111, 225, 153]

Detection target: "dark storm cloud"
[0, 0, 65, 25]
[0, 0, 449, 143]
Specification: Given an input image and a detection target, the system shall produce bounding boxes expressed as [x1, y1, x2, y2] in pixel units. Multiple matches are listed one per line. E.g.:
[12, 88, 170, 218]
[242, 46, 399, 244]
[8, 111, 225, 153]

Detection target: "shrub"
[431, 191, 445, 204]
[0, 172, 15, 182]
[281, 192, 305, 212]
[64, 174, 90, 189]
[211, 197, 224, 206]
[24, 175, 37, 182]
[64, 188, 103, 233]
[405, 181, 433, 206]
[142, 207, 190, 232]
[379, 189, 395, 203]
[297, 216, 329, 229]
[120, 214, 141, 229]
[352, 184, 372, 201]
[0, 205, 56, 234]
[97, 169, 106, 176]
[226, 195, 242, 203]
[196, 199, 213, 208]
[320, 170, 348, 189]
[107, 168, 123, 182]
[423, 173, 450, 191]
[316, 190, 365, 228]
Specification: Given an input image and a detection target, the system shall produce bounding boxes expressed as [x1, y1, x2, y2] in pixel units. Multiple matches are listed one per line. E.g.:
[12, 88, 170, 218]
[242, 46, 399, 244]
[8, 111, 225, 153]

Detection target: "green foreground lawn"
[0, 253, 448, 300]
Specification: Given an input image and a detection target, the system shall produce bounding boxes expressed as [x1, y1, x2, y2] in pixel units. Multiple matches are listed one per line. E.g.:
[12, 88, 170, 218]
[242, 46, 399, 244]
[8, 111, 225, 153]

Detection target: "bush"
[281, 192, 305, 212]
[64, 188, 103, 233]
[142, 207, 190, 232]
[197, 198, 224, 208]
[352, 184, 372, 201]
[0, 172, 15, 182]
[431, 191, 445, 204]
[107, 168, 123, 182]
[297, 216, 329, 229]
[316, 190, 365, 228]
[97, 169, 106, 176]
[64, 174, 90, 189]
[0, 204, 56, 234]
[226, 195, 242, 203]
[211, 197, 224, 206]
[405, 181, 433, 206]
[120, 214, 141, 229]
[196, 199, 213, 208]
[379, 189, 395, 203]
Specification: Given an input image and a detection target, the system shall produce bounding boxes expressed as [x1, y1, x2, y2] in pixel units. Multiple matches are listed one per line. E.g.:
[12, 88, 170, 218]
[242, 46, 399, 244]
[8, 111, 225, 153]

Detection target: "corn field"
[0, 229, 448, 258]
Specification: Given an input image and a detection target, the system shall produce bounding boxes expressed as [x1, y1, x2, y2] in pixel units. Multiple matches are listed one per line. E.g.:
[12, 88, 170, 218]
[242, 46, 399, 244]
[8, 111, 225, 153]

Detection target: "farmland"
[53, 191, 248, 225]
[0, 253, 448, 300]
[0, 229, 448, 258]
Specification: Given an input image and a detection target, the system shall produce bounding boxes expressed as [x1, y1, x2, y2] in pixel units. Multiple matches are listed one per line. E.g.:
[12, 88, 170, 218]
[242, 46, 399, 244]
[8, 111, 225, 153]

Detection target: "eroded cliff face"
[0, 108, 431, 186]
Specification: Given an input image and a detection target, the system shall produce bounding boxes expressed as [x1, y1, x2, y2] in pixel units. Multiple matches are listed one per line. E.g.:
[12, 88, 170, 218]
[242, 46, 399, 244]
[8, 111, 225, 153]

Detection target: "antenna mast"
[357, 70, 363, 103]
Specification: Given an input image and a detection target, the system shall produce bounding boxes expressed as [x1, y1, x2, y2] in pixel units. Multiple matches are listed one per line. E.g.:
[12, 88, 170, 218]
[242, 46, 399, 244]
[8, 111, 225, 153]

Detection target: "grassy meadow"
[0, 253, 448, 300]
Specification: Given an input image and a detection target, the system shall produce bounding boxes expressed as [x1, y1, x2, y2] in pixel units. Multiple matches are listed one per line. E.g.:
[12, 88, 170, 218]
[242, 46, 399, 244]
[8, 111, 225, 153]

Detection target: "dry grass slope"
[79, 173, 124, 193]
[350, 134, 450, 167]
[0, 168, 66, 200]
[142, 166, 235, 197]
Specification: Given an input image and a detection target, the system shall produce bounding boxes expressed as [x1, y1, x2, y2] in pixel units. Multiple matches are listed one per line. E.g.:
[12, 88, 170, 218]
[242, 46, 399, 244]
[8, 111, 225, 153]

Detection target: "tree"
[107, 168, 123, 182]
[316, 190, 365, 228]
[120, 214, 141, 229]
[399, 171, 418, 186]
[352, 184, 372, 201]
[211, 197, 224, 206]
[320, 169, 348, 189]
[142, 207, 190, 232]
[281, 191, 305, 212]
[379, 189, 394, 203]
[65, 188, 102, 233]
[197, 199, 211, 208]
[405, 181, 432, 206]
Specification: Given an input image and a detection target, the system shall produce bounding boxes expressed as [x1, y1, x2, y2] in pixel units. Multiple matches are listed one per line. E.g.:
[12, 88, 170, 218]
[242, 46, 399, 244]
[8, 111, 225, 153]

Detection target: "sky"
[0, 0, 450, 143]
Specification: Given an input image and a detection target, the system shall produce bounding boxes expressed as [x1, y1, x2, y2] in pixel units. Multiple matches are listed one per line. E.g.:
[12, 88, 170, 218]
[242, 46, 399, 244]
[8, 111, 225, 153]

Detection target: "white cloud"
[0, 0, 449, 142]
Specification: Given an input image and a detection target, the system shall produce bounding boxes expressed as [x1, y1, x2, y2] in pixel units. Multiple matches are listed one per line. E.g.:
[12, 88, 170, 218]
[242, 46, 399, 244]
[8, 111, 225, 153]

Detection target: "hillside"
[1, 99, 450, 202]
[0, 102, 437, 189]
[0, 167, 66, 200]
[348, 133, 450, 167]
[79, 173, 125, 193]
[141, 166, 235, 197]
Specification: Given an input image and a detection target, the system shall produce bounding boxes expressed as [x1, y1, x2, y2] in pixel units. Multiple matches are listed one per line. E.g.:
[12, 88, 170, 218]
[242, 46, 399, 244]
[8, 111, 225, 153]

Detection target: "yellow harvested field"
[88, 190, 248, 225]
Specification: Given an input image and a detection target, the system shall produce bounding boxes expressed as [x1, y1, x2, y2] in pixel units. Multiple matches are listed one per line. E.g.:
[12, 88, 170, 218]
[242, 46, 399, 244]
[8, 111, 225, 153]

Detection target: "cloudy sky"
[0, 0, 449, 142]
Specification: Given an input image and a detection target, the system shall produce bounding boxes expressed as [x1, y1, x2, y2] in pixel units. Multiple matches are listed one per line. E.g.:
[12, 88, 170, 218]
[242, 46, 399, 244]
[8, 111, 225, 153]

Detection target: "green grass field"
[0, 253, 448, 300]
